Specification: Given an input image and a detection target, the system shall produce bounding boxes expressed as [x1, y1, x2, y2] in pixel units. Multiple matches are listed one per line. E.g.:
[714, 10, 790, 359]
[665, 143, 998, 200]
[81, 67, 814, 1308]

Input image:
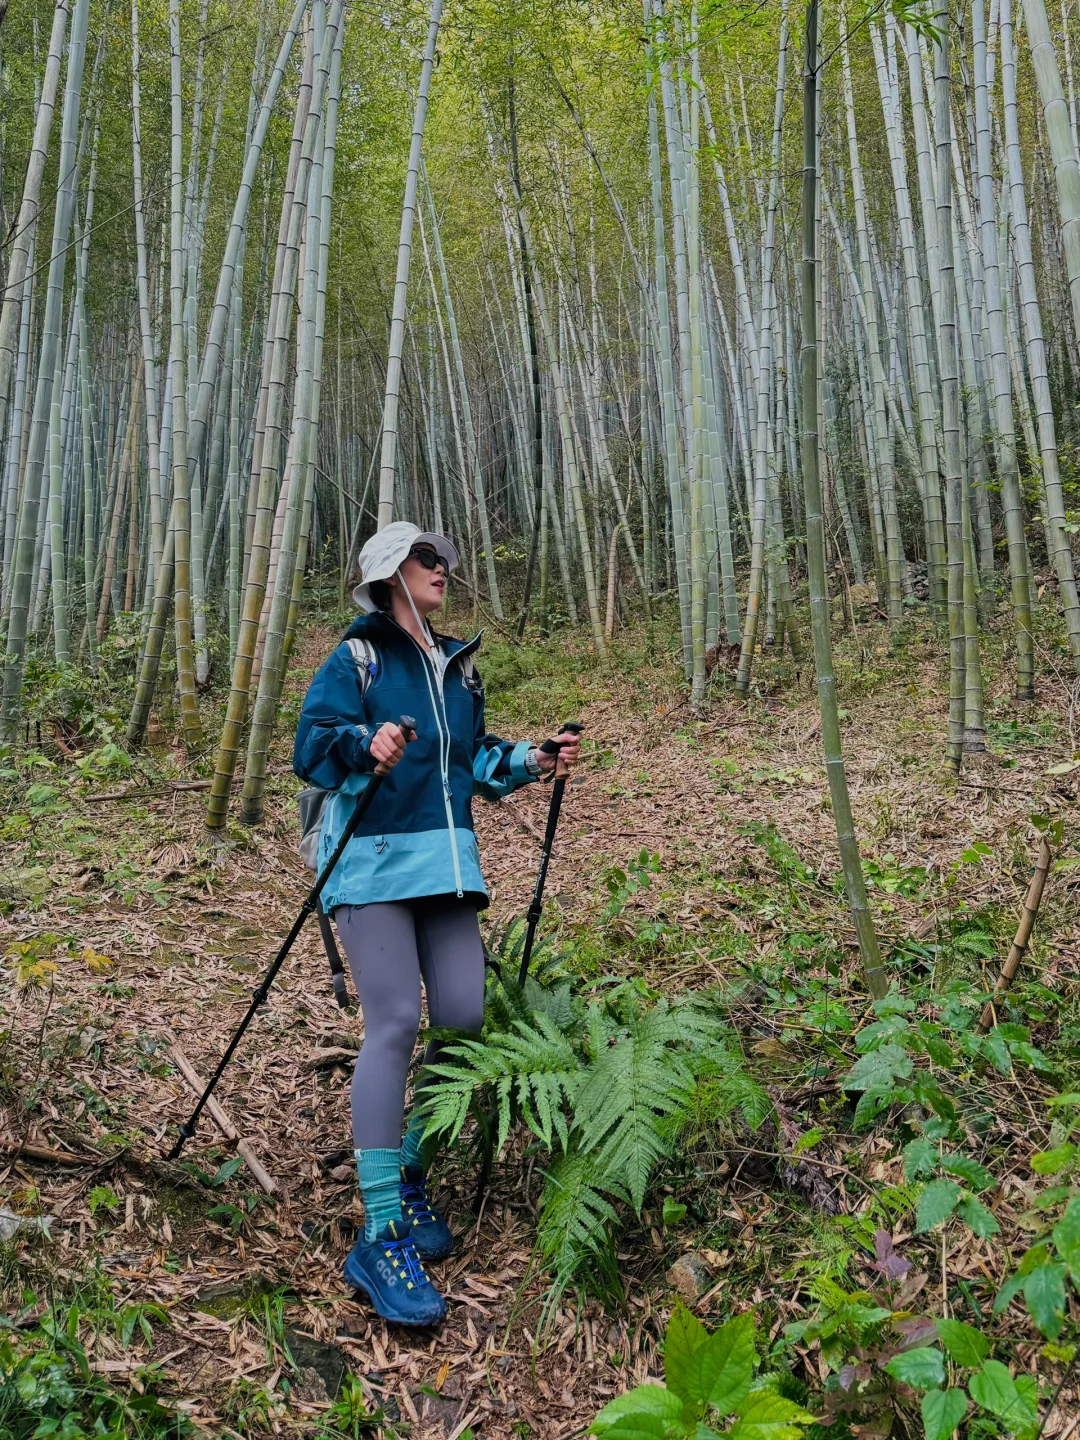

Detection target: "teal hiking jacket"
[293, 611, 537, 908]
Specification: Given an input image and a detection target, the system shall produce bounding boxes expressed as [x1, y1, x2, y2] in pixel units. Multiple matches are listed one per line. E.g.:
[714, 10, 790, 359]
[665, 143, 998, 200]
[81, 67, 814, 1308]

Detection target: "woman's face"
[394, 546, 447, 617]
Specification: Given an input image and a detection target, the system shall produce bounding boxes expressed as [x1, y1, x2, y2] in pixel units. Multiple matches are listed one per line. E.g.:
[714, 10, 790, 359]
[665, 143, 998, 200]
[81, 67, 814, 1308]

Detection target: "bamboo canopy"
[1, 0, 1080, 987]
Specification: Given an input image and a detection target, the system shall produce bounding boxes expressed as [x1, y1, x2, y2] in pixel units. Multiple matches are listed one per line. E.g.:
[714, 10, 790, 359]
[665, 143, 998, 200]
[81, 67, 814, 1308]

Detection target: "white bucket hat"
[352, 521, 460, 611]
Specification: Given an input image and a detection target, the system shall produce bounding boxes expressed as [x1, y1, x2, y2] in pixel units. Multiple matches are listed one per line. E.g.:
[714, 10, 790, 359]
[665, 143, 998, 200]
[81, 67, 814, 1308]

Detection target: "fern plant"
[418, 938, 771, 1290]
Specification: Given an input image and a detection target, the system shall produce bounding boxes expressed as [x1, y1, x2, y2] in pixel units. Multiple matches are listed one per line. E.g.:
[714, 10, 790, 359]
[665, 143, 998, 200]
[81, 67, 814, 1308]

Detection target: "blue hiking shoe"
[342, 1220, 448, 1327]
[400, 1166, 455, 1261]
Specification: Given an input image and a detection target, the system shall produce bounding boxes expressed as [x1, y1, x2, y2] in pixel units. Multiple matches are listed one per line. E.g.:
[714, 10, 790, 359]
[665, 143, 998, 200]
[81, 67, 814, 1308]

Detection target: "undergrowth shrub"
[0, 1293, 191, 1439]
[420, 922, 771, 1300]
[588, 1303, 813, 1440]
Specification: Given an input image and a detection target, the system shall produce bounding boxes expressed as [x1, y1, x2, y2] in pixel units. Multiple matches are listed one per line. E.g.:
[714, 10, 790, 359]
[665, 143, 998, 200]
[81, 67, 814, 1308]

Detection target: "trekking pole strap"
[317, 907, 350, 1010]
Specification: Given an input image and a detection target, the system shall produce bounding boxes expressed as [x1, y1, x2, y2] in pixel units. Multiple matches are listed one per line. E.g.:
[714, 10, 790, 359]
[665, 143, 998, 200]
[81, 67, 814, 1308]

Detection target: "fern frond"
[951, 928, 997, 959]
[419, 1019, 580, 1154]
[848, 1182, 919, 1230]
[417, 1038, 509, 1144]
[586, 999, 619, 1058]
[537, 1149, 623, 1281]
[574, 1032, 695, 1210]
[805, 1274, 859, 1309]
[525, 977, 580, 1034]
[695, 1068, 773, 1131]
[672, 1002, 732, 1052]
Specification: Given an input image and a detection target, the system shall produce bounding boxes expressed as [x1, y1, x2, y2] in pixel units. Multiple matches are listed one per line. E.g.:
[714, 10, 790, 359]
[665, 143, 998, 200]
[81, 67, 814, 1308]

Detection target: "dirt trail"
[2, 623, 1077, 1436]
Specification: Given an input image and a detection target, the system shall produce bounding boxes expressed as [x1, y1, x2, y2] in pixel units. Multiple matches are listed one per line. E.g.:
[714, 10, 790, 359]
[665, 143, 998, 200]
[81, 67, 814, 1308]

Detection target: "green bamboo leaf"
[921, 1388, 967, 1440]
[916, 1179, 961, 1232]
[883, 1347, 946, 1390]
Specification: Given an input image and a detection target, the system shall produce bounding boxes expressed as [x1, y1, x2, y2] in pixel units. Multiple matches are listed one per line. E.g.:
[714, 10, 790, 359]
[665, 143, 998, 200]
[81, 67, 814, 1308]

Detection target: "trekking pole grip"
[553, 720, 584, 780]
[373, 715, 416, 777]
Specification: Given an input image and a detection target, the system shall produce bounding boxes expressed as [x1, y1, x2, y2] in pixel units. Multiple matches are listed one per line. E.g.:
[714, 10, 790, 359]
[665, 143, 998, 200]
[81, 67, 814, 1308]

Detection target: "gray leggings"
[334, 898, 486, 1150]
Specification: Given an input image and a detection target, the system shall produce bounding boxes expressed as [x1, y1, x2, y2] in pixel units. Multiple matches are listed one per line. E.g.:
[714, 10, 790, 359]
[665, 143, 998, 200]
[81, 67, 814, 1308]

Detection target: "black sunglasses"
[409, 546, 446, 572]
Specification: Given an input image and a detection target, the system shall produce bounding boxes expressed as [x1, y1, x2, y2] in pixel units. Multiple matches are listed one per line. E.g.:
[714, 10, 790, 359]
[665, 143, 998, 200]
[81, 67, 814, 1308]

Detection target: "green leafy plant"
[783, 1230, 1039, 1440]
[207, 1190, 263, 1236]
[601, 849, 661, 923]
[0, 1302, 190, 1439]
[589, 1302, 813, 1439]
[87, 1185, 120, 1218]
[993, 1094, 1080, 1341]
[841, 986, 1051, 1243]
[420, 949, 769, 1292]
[312, 1374, 383, 1438]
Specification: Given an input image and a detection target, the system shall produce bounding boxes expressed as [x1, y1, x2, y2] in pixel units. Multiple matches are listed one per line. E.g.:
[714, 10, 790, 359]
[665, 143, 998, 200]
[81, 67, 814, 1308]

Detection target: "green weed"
[422, 944, 769, 1300]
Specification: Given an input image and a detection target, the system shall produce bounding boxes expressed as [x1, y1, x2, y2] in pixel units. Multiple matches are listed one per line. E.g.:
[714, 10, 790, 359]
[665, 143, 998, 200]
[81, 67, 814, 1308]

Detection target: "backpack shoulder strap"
[344, 637, 377, 694]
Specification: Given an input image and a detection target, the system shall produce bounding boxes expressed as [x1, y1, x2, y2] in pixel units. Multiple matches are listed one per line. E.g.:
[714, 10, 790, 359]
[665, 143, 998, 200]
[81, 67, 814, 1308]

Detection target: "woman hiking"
[293, 522, 580, 1326]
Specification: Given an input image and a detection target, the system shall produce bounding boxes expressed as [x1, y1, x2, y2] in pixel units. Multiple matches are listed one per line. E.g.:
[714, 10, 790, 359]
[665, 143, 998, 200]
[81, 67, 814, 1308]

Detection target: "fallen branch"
[978, 835, 1054, 1034]
[0, 1137, 98, 1167]
[164, 1032, 277, 1194]
[498, 798, 546, 845]
[86, 780, 214, 803]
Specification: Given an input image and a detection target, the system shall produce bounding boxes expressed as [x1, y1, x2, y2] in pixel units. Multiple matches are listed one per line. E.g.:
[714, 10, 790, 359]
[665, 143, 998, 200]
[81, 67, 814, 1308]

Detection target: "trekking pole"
[167, 716, 416, 1161]
[517, 722, 584, 987]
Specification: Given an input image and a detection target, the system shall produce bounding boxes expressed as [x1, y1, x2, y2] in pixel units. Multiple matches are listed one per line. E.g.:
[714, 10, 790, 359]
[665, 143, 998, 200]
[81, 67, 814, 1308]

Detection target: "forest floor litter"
[2, 612, 1078, 1437]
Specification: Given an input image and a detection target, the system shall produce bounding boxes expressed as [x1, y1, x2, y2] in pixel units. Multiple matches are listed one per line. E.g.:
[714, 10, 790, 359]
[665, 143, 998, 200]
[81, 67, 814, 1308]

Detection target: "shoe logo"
[377, 1258, 397, 1287]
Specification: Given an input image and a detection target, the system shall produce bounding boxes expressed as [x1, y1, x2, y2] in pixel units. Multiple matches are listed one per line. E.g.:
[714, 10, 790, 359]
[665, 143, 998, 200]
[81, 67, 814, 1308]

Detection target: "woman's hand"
[370, 721, 410, 770]
[536, 729, 582, 774]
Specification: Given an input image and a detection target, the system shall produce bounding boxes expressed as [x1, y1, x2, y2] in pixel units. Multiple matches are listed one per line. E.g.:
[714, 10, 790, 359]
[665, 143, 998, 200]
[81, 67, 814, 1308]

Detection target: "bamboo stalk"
[977, 836, 1053, 1031]
[801, 0, 887, 1000]
[1, 0, 90, 737]
[377, 0, 444, 530]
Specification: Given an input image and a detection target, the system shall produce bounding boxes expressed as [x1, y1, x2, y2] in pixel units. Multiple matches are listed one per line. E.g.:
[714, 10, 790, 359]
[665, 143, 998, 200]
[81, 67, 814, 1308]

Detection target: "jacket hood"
[343, 611, 481, 658]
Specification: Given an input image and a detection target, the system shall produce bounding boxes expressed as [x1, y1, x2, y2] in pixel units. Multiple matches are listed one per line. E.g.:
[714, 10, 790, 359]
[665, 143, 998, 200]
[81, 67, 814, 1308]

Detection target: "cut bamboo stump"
[977, 835, 1053, 1033]
[164, 1031, 277, 1194]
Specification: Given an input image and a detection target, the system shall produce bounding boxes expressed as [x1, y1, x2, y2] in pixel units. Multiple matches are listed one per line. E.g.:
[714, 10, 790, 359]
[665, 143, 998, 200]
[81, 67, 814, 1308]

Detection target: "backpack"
[298, 638, 378, 870]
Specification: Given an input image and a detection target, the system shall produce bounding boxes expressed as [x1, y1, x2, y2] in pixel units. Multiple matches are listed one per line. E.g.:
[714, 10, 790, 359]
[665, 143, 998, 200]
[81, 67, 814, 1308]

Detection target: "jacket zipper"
[396, 623, 465, 898]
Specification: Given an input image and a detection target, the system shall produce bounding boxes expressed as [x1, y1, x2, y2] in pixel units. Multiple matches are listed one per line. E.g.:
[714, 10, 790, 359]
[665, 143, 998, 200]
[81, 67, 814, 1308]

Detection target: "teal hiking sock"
[356, 1148, 404, 1241]
[400, 1111, 428, 1174]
